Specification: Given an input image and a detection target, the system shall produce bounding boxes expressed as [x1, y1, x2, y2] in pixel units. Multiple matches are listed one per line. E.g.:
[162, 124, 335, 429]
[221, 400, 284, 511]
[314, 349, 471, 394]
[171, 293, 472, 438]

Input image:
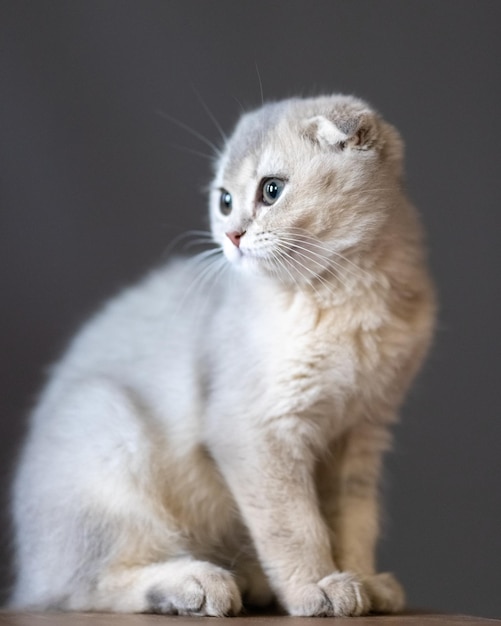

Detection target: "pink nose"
[226, 231, 245, 248]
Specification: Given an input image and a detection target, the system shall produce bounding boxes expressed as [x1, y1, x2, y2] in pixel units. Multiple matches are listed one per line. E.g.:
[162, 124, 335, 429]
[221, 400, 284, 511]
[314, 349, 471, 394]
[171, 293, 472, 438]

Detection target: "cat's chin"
[229, 256, 314, 289]
[223, 250, 284, 283]
[223, 242, 266, 273]
[226, 253, 266, 276]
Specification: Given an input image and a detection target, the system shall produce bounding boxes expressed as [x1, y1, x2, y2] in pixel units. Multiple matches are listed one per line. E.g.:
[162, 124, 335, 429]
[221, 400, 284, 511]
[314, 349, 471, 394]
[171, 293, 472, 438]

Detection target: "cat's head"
[209, 94, 405, 286]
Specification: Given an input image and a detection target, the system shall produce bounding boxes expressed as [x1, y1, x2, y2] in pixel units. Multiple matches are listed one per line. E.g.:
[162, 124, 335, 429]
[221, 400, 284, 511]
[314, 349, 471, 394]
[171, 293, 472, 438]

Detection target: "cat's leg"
[87, 558, 242, 615]
[12, 379, 242, 615]
[212, 421, 368, 617]
[18, 505, 242, 616]
[318, 422, 405, 614]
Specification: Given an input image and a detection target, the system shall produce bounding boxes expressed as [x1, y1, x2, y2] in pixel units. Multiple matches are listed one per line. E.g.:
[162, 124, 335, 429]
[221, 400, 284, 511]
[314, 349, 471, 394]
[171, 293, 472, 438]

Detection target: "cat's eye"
[261, 178, 285, 206]
[219, 189, 232, 216]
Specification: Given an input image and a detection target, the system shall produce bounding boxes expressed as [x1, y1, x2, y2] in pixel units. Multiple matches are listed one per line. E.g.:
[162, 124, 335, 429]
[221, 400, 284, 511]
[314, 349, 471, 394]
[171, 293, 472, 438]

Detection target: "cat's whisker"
[182, 239, 218, 251]
[274, 236, 346, 290]
[182, 248, 224, 271]
[175, 250, 225, 315]
[190, 256, 229, 333]
[280, 241, 365, 287]
[267, 254, 284, 284]
[309, 255, 353, 293]
[280, 244, 354, 293]
[175, 229, 214, 239]
[165, 229, 218, 257]
[163, 229, 212, 248]
[189, 255, 224, 278]
[188, 269, 224, 332]
[276, 233, 369, 285]
[168, 143, 215, 161]
[260, 249, 285, 285]
[255, 62, 265, 107]
[278, 228, 377, 283]
[191, 83, 228, 144]
[157, 109, 222, 158]
[161, 229, 214, 260]
[232, 96, 246, 115]
[267, 247, 302, 290]
[182, 260, 226, 322]
[273, 243, 331, 300]
[330, 249, 387, 287]
[345, 187, 395, 195]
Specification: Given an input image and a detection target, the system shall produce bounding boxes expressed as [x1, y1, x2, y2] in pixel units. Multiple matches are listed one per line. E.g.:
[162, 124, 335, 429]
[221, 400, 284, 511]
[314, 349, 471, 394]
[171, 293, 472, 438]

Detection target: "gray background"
[1, 0, 500, 618]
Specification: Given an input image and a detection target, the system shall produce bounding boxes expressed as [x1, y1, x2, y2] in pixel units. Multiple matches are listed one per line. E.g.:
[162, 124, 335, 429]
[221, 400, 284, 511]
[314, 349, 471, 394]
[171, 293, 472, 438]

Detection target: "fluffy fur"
[11, 94, 435, 616]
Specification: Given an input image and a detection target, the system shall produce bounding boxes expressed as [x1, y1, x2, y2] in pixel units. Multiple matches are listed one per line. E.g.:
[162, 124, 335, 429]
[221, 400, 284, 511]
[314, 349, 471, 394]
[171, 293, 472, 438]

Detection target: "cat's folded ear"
[301, 111, 380, 152]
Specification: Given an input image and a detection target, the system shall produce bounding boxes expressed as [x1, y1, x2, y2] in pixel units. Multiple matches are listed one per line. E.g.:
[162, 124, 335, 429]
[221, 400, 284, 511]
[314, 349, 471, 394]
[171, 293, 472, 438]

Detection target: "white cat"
[11, 94, 435, 616]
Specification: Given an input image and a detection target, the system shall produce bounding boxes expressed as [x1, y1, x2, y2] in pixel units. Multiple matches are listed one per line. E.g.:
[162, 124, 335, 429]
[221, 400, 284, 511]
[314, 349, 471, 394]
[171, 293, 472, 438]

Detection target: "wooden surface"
[0, 613, 500, 626]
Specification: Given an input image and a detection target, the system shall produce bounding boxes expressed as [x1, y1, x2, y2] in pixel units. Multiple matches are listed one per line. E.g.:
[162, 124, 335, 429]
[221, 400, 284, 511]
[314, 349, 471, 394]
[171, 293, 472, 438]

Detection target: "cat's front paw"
[362, 572, 405, 614]
[286, 571, 369, 617]
[146, 561, 242, 616]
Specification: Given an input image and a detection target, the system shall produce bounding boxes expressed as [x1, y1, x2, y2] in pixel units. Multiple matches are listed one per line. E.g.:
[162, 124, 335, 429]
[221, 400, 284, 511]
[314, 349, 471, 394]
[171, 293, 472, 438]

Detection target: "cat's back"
[51, 258, 216, 377]
[24, 255, 232, 444]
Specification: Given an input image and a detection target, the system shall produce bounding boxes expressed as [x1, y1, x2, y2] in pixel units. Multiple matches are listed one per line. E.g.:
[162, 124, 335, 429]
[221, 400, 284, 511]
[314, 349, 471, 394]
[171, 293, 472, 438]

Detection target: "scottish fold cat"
[11, 94, 435, 616]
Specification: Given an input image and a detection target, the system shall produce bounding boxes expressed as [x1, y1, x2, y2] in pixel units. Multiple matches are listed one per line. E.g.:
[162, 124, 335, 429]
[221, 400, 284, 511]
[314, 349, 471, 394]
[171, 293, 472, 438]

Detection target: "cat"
[11, 94, 436, 617]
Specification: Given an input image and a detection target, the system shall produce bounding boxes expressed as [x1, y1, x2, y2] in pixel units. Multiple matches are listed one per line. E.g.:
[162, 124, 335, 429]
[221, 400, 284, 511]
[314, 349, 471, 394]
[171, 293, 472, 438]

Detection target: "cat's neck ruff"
[227, 254, 388, 314]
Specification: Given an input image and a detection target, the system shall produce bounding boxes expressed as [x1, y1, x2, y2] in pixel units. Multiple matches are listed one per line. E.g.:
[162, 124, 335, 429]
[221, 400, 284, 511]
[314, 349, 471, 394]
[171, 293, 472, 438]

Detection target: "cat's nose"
[226, 231, 245, 248]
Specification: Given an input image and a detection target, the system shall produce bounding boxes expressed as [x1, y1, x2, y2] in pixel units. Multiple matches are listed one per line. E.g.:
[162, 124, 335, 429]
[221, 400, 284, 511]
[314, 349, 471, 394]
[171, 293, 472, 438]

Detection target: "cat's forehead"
[217, 95, 374, 185]
[220, 101, 289, 180]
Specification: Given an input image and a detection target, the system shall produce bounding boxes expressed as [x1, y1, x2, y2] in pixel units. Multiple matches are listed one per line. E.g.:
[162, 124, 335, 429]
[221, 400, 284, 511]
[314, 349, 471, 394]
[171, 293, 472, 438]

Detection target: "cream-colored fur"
[11, 94, 435, 616]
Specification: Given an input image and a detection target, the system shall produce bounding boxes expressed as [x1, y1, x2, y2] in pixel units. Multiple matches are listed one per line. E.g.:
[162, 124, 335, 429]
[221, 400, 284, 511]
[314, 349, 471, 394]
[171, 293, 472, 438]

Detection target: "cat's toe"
[363, 572, 405, 614]
[146, 578, 204, 615]
[194, 564, 242, 616]
[286, 572, 369, 617]
[146, 562, 242, 616]
[318, 571, 369, 616]
[287, 582, 332, 616]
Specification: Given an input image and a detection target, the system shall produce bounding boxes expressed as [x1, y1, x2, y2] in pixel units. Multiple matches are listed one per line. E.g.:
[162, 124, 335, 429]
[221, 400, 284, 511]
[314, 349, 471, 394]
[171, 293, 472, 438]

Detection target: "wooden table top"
[0, 613, 499, 626]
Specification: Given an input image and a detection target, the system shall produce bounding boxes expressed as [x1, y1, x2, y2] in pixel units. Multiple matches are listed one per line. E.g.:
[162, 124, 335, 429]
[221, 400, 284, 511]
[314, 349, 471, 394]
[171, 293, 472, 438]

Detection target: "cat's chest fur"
[199, 272, 391, 441]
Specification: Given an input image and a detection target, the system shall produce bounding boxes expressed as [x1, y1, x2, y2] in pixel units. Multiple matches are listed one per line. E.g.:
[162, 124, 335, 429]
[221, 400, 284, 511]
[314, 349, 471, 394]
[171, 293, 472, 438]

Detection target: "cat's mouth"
[231, 241, 315, 283]
[222, 239, 277, 276]
[223, 231, 332, 286]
